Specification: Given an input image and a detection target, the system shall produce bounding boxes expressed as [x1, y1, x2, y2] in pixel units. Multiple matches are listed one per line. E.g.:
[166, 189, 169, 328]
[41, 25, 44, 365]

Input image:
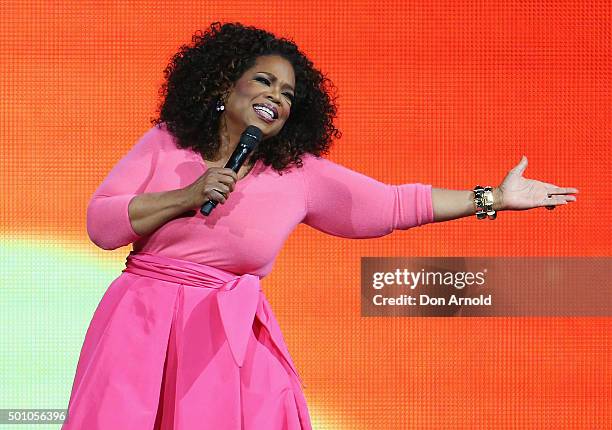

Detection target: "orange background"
[1, 1, 610, 428]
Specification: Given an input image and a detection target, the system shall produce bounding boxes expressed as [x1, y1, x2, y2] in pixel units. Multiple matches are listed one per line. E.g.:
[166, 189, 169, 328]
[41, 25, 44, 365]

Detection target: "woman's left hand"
[496, 156, 579, 211]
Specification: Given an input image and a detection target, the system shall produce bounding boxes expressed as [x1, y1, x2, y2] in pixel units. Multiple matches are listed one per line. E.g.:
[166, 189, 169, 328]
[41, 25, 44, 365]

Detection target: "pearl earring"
[215, 99, 225, 112]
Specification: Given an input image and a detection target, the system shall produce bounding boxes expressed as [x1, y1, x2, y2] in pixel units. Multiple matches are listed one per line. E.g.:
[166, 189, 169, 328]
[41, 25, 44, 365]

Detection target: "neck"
[212, 116, 252, 161]
[206, 120, 255, 168]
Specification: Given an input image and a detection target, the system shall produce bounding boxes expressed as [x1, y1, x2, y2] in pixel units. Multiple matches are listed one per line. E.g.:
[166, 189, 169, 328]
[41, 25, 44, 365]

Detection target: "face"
[221, 55, 296, 140]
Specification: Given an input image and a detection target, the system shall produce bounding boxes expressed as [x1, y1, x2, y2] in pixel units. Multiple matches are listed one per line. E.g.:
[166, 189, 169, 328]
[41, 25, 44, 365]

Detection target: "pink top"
[86, 123, 434, 277]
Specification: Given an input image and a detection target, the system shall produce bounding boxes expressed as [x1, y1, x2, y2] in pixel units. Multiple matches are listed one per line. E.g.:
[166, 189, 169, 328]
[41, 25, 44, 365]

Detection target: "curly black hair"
[150, 22, 342, 173]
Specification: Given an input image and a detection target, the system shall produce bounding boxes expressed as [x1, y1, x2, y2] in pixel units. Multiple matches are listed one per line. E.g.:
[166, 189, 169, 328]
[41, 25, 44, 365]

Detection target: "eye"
[254, 76, 270, 85]
[255, 76, 294, 103]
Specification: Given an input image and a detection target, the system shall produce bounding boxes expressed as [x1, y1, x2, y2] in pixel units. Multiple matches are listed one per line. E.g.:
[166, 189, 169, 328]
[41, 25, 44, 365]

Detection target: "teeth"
[254, 105, 275, 120]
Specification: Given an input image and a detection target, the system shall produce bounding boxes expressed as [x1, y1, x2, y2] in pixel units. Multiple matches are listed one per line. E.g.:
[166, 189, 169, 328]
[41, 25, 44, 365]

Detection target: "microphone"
[200, 125, 263, 216]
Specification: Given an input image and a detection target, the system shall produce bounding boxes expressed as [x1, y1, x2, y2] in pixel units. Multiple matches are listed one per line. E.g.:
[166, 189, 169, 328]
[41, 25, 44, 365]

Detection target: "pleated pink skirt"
[62, 251, 311, 429]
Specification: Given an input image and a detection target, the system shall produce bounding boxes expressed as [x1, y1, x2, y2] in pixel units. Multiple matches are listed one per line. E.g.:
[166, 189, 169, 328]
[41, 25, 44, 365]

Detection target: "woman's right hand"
[182, 167, 238, 209]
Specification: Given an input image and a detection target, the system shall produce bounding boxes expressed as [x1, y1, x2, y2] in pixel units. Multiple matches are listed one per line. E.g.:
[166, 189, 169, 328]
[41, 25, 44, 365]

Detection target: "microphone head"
[242, 125, 263, 150]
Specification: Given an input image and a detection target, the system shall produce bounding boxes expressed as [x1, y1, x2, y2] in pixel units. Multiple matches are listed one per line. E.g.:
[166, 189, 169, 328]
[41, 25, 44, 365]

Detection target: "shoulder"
[129, 122, 181, 154]
[299, 152, 327, 164]
[293, 152, 360, 195]
[294, 152, 335, 173]
[294, 152, 357, 178]
[288, 153, 327, 183]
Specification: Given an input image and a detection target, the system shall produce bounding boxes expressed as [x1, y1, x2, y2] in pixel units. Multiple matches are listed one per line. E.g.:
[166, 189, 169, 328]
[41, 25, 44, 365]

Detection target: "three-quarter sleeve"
[86, 126, 161, 250]
[299, 154, 434, 238]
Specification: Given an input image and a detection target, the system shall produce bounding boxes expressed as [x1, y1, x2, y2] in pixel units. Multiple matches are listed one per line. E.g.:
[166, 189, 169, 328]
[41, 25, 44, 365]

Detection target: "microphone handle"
[200, 199, 218, 216]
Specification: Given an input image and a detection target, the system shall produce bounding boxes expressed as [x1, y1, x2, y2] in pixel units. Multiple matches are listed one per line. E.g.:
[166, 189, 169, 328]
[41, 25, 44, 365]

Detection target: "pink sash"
[122, 251, 306, 389]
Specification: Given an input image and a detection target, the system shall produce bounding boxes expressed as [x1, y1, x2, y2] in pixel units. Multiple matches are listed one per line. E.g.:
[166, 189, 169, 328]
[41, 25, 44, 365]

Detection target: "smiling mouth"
[252, 104, 277, 123]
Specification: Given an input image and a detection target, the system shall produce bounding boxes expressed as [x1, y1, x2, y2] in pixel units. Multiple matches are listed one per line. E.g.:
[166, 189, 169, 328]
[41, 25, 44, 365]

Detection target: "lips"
[252, 103, 278, 122]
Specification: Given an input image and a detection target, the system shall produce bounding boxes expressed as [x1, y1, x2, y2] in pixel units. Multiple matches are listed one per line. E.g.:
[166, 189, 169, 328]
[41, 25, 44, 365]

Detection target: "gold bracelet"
[473, 185, 497, 220]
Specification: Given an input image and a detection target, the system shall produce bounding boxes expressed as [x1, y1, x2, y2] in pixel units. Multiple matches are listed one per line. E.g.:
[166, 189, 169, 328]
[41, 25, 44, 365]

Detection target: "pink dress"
[62, 123, 434, 429]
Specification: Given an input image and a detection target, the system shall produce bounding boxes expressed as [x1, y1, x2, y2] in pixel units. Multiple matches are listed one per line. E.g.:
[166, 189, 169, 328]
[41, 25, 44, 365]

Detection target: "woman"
[62, 22, 578, 429]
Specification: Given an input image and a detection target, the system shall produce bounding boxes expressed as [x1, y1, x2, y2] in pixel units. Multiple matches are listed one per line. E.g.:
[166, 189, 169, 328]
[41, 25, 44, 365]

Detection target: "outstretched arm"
[431, 156, 578, 222]
[300, 154, 434, 238]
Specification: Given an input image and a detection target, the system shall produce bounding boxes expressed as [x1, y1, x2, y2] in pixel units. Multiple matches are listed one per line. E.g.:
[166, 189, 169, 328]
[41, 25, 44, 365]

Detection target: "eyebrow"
[256, 71, 295, 92]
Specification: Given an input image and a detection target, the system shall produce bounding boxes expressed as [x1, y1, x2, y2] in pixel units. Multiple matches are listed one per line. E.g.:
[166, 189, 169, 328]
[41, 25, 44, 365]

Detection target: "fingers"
[546, 186, 579, 195]
[215, 183, 231, 196]
[211, 189, 228, 204]
[543, 196, 567, 206]
[216, 167, 238, 181]
[207, 167, 238, 179]
[538, 181, 579, 211]
[217, 174, 237, 192]
[211, 168, 237, 191]
[512, 155, 528, 176]
[220, 168, 238, 182]
[541, 194, 576, 207]
[534, 179, 579, 195]
[202, 173, 234, 205]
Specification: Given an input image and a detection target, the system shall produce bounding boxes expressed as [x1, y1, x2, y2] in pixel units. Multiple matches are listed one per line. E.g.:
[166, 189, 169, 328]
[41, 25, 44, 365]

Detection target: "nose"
[266, 88, 281, 105]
